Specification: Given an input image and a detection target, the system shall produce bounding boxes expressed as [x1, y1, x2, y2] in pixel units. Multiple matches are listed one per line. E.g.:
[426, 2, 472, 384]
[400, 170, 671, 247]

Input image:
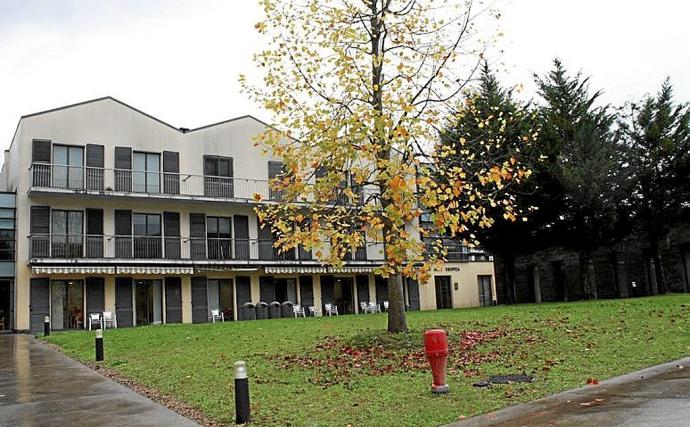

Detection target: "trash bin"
[268, 301, 281, 319]
[255, 301, 269, 320]
[239, 302, 255, 321]
[281, 301, 294, 318]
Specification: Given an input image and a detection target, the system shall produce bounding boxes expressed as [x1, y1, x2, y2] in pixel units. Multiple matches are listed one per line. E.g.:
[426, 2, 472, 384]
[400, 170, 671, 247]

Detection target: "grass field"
[44, 294, 690, 426]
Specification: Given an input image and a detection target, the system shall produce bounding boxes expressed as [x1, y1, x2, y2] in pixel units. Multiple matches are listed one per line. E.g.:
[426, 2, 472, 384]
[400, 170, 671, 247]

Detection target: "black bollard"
[234, 361, 250, 424]
[95, 329, 104, 361]
[43, 316, 50, 336]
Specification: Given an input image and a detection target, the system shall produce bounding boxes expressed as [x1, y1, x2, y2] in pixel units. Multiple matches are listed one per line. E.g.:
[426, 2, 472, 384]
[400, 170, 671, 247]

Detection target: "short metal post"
[95, 329, 104, 361]
[43, 315, 50, 336]
[234, 360, 250, 424]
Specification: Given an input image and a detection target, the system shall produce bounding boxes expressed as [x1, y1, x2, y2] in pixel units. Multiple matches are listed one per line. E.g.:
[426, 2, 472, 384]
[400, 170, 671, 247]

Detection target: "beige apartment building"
[0, 97, 495, 333]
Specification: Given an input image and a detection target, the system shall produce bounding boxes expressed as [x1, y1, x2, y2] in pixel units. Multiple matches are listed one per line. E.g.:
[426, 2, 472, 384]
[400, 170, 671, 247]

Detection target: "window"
[133, 213, 161, 258]
[53, 145, 84, 189]
[133, 152, 160, 193]
[203, 156, 233, 197]
[207, 216, 232, 260]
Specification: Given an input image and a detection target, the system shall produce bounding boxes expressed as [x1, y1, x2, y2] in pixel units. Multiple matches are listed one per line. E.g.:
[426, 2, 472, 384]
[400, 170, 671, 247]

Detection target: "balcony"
[28, 234, 382, 266]
[28, 163, 274, 204]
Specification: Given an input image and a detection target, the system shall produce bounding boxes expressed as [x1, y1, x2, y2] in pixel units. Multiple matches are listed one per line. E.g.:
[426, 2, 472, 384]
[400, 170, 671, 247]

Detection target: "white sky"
[0, 0, 688, 151]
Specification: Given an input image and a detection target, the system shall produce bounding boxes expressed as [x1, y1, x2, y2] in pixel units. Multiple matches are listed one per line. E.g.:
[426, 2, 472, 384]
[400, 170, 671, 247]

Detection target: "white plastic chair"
[308, 306, 316, 316]
[360, 302, 369, 314]
[88, 313, 102, 330]
[211, 309, 224, 323]
[383, 301, 389, 311]
[103, 311, 117, 329]
[325, 304, 339, 316]
[369, 302, 381, 313]
[293, 305, 306, 318]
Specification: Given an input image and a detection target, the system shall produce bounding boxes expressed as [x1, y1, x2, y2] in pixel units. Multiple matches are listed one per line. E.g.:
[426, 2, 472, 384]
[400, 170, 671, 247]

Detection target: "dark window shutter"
[85, 144, 104, 167]
[164, 212, 180, 237]
[225, 158, 234, 177]
[85, 209, 103, 235]
[32, 140, 51, 163]
[114, 210, 132, 235]
[268, 161, 283, 180]
[190, 213, 206, 237]
[236, 276, 251, 305]
[163, 151, 179, 173]
[114, 147, 132, 169]
[259, 276, 274, 302]
[30, 206, 50, 233]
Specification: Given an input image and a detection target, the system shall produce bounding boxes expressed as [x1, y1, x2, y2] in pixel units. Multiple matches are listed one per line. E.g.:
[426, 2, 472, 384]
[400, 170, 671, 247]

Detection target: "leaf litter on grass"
[270, 328, 513, 387]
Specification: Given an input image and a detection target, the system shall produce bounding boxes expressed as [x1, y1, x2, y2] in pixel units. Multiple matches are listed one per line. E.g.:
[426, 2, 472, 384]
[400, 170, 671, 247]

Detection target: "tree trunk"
[578, 250, 597, 300]
[502, 251, 516, 304]
[386, 274, 408, 333]
[650, 241, 667, 294]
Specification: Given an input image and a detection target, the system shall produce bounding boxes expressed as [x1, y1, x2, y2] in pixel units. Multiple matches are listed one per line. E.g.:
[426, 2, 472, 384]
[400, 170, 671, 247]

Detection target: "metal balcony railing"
[29, 163, 275, 202]
[29, 163, 379, 205]
[28, 234, 381, 263]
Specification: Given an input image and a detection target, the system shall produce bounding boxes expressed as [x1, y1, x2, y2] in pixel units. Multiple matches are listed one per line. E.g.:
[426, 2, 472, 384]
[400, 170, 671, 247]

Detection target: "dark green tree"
[535, 59, 624, 299]
[437, 62, 539, 303]
[617, 79, 690, 294]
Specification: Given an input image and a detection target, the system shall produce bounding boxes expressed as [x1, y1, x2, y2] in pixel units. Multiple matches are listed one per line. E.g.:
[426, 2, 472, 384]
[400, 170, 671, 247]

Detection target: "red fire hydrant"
[424, 329, 449, 394]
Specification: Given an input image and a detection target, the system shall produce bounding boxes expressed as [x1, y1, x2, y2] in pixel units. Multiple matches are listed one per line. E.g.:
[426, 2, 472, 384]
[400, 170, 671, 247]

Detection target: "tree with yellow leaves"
[242, 0, 533, 333]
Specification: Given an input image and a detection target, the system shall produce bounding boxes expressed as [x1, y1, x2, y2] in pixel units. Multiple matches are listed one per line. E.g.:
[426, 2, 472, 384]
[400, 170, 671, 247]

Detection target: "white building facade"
[0, 97, 495, 333]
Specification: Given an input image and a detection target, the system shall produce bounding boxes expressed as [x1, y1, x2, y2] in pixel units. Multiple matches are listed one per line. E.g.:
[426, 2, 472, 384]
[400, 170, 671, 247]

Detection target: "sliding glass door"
[50, 280, 84, 330]
[53, 145, 84, 189]
[51, 210, 83, 258]
[133, 213, 161, 258]
[133, 152, 160, 193]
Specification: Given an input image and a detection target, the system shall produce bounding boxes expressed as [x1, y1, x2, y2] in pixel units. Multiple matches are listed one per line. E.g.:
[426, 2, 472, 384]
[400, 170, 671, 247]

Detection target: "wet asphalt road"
[451, 357, 690, 427]
[0, 334, 198, 427]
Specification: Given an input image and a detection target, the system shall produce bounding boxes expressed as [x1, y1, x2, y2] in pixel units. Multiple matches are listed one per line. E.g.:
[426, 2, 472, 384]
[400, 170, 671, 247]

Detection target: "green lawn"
[44, 295, 690, 426]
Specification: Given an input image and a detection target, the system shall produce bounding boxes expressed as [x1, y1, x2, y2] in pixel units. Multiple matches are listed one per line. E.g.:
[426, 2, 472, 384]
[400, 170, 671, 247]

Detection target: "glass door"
[50, 280, 84, 330]
[435, 276, 452, 309]
[135, 279, 162, 326]
[51, 210, 83, 258]
[53, 145, 84, 189]
[207, 216, 232, 259]
[133, 213, 162, 258]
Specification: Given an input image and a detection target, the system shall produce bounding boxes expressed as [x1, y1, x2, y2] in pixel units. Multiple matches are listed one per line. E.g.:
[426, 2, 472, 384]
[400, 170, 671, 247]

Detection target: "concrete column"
[615, 257, 629, 298]
[104, 276, 116, 312]
[533, 266, 542, 303]
[353, 277, 359, 314]
[368, 274, 376, 303]
[648, 259, 659, 295]
[181, 276, 192, 323]
[682, 249, 690, 293]
[313, 275, 322, 316]
[250, 274, 260, 303]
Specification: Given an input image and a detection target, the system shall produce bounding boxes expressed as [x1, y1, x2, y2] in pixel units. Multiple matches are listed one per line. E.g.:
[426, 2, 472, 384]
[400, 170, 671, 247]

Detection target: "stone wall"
[494, 224, 690, 304]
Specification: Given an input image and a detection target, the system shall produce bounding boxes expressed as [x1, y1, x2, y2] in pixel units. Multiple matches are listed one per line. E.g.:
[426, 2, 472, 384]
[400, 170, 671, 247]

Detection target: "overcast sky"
[0, 0, 688, 151]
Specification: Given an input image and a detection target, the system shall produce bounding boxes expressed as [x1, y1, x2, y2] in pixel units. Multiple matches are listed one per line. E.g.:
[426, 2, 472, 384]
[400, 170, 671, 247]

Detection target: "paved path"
[0, 334, 199, 427]
[451, 357, 690, 427]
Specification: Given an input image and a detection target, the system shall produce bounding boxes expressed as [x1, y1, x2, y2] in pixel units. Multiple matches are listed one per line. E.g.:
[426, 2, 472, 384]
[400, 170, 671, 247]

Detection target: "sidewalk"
[0, 334, 199, 426]
[450, 357, 690, 427]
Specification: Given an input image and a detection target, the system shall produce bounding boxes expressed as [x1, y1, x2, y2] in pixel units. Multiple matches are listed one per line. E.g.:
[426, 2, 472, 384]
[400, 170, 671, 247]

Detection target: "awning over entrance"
[32, 266, 116, 275]
[264, 266, 378, 274]
[117, 266, 194, 275]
